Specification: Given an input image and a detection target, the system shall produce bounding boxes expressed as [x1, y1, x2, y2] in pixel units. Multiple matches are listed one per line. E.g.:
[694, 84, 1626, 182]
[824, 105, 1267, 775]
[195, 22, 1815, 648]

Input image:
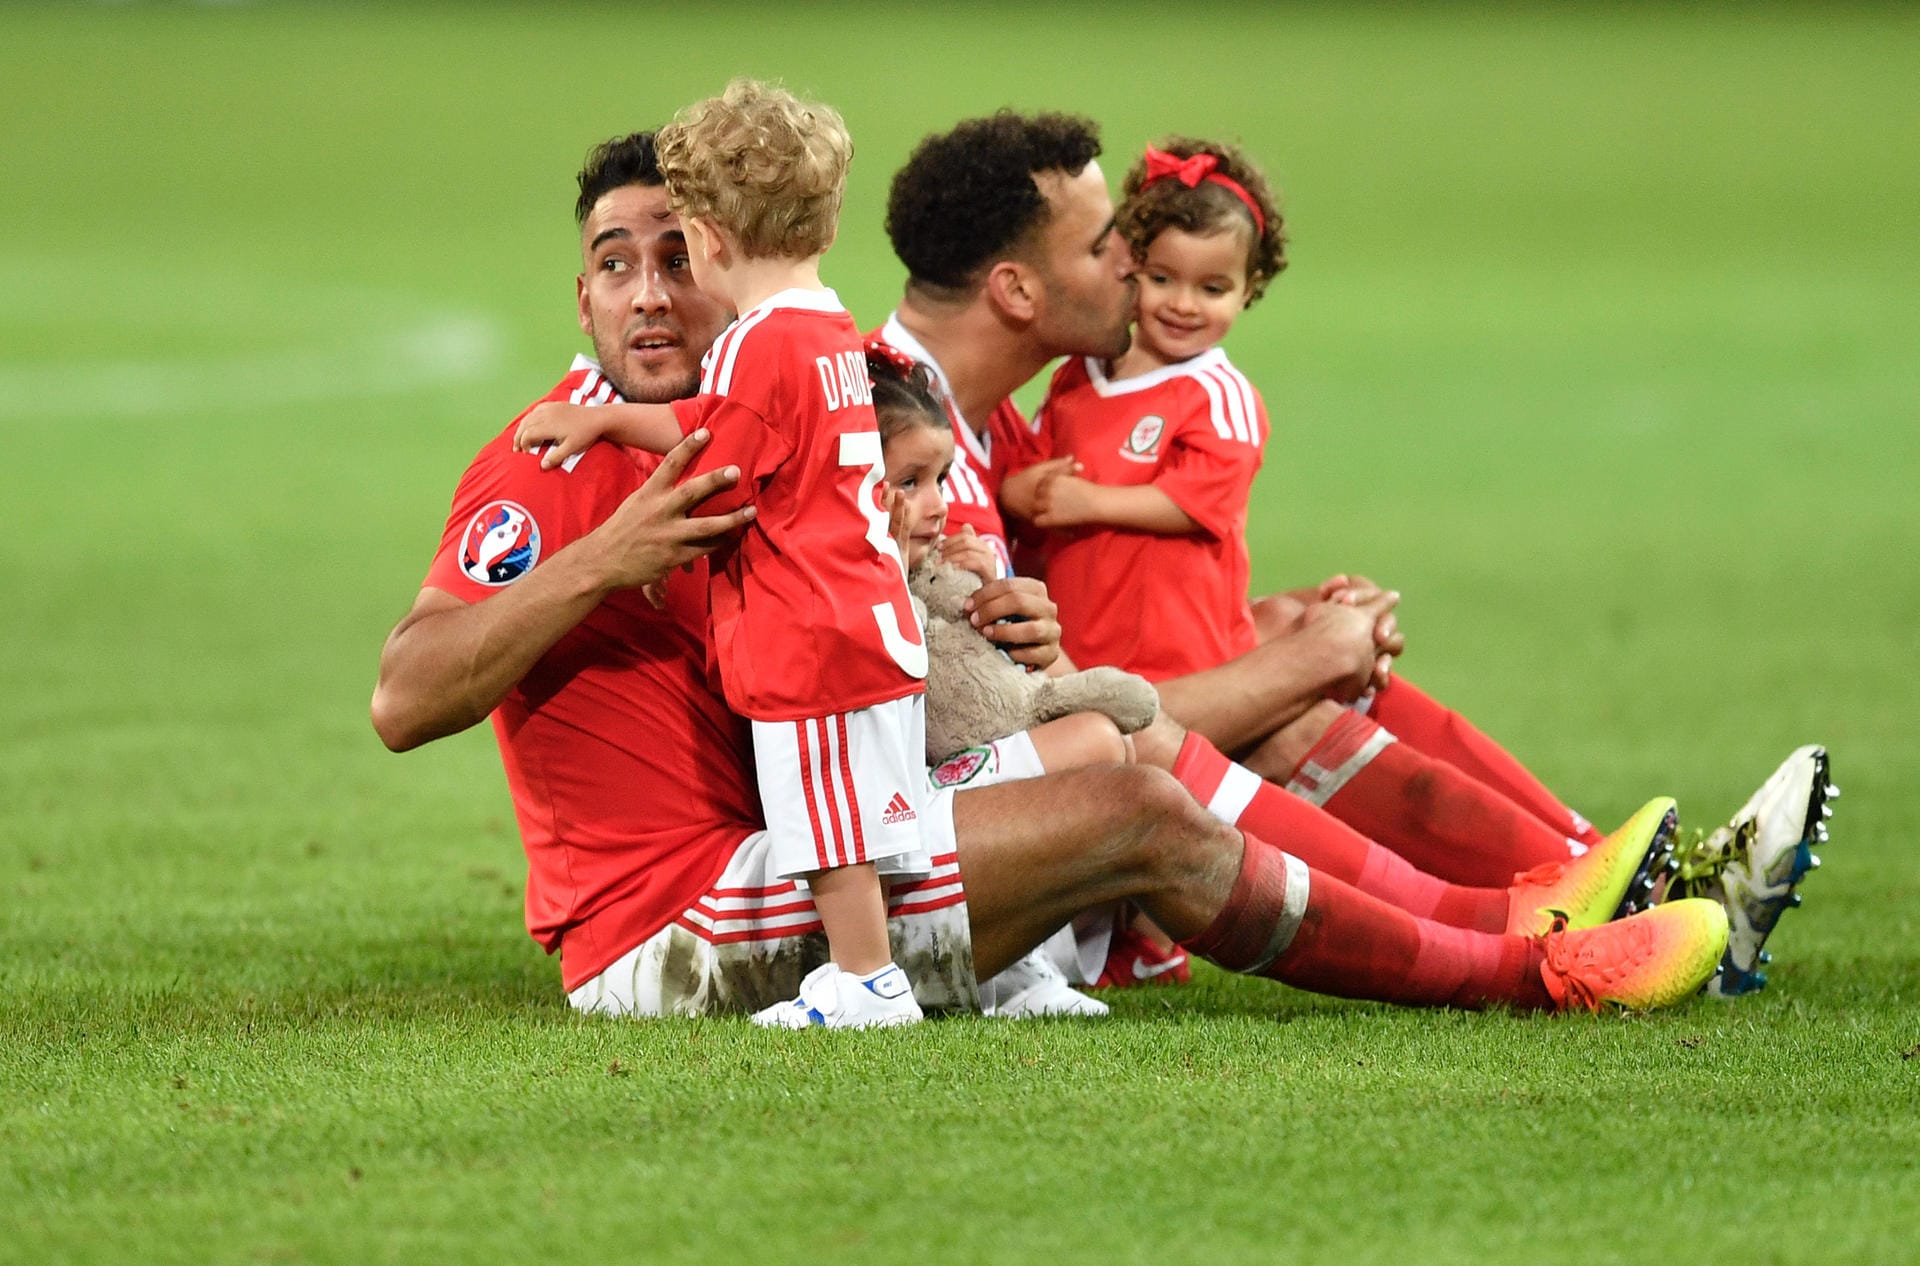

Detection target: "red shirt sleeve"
[424, 433, 643, 603]
[668, 393, 793, 517]
[1152, 380, 1266, 541]
[990, 395, 1050, 478]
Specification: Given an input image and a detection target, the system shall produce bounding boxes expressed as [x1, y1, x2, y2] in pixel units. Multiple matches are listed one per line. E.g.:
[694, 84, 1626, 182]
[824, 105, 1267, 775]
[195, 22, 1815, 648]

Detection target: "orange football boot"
[1538, 899, 1729, 1012]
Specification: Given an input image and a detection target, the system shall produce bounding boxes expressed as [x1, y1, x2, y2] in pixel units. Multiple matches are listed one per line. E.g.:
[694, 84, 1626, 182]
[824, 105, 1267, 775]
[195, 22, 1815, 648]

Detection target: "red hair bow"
[863, 334, 926, 380]
[1143, 146, 1221, 188]
[1140, 145, 1266, 237]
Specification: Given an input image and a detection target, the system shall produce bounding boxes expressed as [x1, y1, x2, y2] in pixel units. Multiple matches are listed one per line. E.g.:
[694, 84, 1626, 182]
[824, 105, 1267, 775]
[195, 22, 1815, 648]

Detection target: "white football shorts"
[567, 797, 977, 1019]
[753, 694, 933, 881]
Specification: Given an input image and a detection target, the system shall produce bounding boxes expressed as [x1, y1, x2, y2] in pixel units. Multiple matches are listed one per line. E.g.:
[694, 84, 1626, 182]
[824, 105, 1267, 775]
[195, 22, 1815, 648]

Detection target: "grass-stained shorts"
[567, 788, 976, 1018]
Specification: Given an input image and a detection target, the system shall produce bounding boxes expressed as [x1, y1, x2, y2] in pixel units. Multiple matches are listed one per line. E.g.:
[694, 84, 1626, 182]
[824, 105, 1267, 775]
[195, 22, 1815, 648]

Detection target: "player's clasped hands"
[1301, 583, 1400, 699]
[514, 400, 617, 470]
[1317, 573, 1404, 691]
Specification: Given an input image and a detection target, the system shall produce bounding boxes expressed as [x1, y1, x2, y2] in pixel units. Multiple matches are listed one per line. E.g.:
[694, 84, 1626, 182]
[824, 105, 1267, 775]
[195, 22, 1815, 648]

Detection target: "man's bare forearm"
[370, 539, 618, 751]
[1153, 594, 1391, 756]
[1154, 632, 1346, 754]
[372, 429, 751, 753]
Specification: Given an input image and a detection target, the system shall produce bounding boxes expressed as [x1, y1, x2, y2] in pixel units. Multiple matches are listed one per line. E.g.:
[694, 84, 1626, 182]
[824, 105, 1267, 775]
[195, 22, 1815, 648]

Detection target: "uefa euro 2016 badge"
[460, 501, 541, 585]
[1120, 414, 1165, 463]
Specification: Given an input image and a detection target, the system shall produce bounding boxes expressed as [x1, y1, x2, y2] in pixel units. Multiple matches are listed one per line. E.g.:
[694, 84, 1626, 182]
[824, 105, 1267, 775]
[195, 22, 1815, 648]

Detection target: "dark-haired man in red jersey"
[371, 129, 1732, 1025]
[873, 111, 1828, 998]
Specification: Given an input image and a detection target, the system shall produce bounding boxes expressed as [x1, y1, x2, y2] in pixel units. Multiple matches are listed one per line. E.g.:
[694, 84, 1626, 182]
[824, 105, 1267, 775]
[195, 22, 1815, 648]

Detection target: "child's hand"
[513, 401, 611, 471]
[883, 482, 913, 561]
[999, 456, 1082, 521]
[939, 524, 999, 583]
[1031, 472, 1098, 530]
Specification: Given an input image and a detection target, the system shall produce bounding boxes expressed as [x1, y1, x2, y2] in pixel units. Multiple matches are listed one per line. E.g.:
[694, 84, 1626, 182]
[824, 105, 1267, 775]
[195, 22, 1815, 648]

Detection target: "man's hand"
[999, 455, 1081, 521]
[574, 428, 755, 593]
[1316, 572, 1405, 689]
[1249, 591, 1311, 641]
[1298, 588, 1400, 702]
[963, 576, 1063, 671]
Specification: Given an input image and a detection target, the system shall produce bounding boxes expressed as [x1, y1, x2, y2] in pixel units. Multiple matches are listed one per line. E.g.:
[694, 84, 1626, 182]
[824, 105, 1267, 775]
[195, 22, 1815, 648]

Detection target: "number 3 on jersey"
[839, 430, 928, 680]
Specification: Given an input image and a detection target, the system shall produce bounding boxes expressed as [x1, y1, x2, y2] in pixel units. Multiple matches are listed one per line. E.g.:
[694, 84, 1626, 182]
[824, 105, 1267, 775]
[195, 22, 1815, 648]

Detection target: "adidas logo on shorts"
[881, 792, 917, 825]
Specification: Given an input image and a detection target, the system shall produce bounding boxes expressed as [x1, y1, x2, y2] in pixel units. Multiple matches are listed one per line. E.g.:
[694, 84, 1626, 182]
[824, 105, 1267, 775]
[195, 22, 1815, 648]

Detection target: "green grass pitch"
[4, 4, 1918, 1263]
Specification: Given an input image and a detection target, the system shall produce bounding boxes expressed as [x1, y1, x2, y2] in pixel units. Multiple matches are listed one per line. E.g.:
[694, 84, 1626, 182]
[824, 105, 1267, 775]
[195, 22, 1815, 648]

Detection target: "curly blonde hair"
[655, 78, 851, 261]
[1118, 136, 1287, 305]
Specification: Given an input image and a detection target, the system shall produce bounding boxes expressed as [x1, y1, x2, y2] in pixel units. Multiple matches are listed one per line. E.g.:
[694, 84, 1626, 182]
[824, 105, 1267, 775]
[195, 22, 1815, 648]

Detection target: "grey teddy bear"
[909, 559, 1161, 763]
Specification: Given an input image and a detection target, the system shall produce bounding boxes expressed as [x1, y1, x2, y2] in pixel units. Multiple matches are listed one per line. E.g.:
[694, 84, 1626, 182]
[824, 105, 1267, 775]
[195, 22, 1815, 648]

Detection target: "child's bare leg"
[810, 863, 891, 973]
[1027, 712, 1132, 772]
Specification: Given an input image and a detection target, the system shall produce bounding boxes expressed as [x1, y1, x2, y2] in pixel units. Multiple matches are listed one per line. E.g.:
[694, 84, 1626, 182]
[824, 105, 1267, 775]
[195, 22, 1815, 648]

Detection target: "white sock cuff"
[1206, 762, 1264, 826]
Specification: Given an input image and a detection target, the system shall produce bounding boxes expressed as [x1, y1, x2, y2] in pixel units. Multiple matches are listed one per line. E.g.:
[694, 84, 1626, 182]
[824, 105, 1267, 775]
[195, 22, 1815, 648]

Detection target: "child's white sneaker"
[751, 962, 924, 1029]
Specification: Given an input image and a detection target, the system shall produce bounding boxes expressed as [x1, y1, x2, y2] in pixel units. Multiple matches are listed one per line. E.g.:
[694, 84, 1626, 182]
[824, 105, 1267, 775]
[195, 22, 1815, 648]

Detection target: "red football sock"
[1172, 730, 1507, 931]
[1180, 834, 1552, 1010]
[1288, 709, 1581, 889]
[1368, 677, 1605, 847]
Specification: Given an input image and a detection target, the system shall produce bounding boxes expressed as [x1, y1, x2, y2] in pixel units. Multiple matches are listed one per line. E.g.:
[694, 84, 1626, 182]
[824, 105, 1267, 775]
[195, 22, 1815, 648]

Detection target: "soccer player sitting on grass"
[373, 125, 1739, 1027]
[872, 335, 1728, 1009]
[513, 80, 936, 1029]
[878, 113, 1832, 995]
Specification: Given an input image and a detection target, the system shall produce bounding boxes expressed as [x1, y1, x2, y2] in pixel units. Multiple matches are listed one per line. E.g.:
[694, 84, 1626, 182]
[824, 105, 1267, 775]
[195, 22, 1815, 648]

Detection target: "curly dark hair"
[866, 348, 947, 445]
[885, 111, 1103, 292]
[1117, 137, 1287, 305]
[575, 131, 663, 225]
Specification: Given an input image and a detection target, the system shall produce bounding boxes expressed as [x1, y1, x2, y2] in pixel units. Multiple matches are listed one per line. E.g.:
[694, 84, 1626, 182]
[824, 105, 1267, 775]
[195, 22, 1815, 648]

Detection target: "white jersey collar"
[739, 286, 845, 320]
[1084, 346, 1231, 397]
[880, 311, 991, 467]
[568, 353, 626, 401]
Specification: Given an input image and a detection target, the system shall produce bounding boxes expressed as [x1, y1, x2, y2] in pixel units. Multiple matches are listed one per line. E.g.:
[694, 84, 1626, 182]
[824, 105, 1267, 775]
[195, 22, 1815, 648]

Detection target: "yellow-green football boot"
[1506, 796, 1678, 936]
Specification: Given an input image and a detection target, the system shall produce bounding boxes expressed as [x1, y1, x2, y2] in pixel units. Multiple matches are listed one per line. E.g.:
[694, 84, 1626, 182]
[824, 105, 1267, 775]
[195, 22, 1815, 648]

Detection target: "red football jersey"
[671, 291, 927, 720]
[872, 313, 1037, 577]
[1020, 349, 1268, 682]
[424, 356, 762, 990]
